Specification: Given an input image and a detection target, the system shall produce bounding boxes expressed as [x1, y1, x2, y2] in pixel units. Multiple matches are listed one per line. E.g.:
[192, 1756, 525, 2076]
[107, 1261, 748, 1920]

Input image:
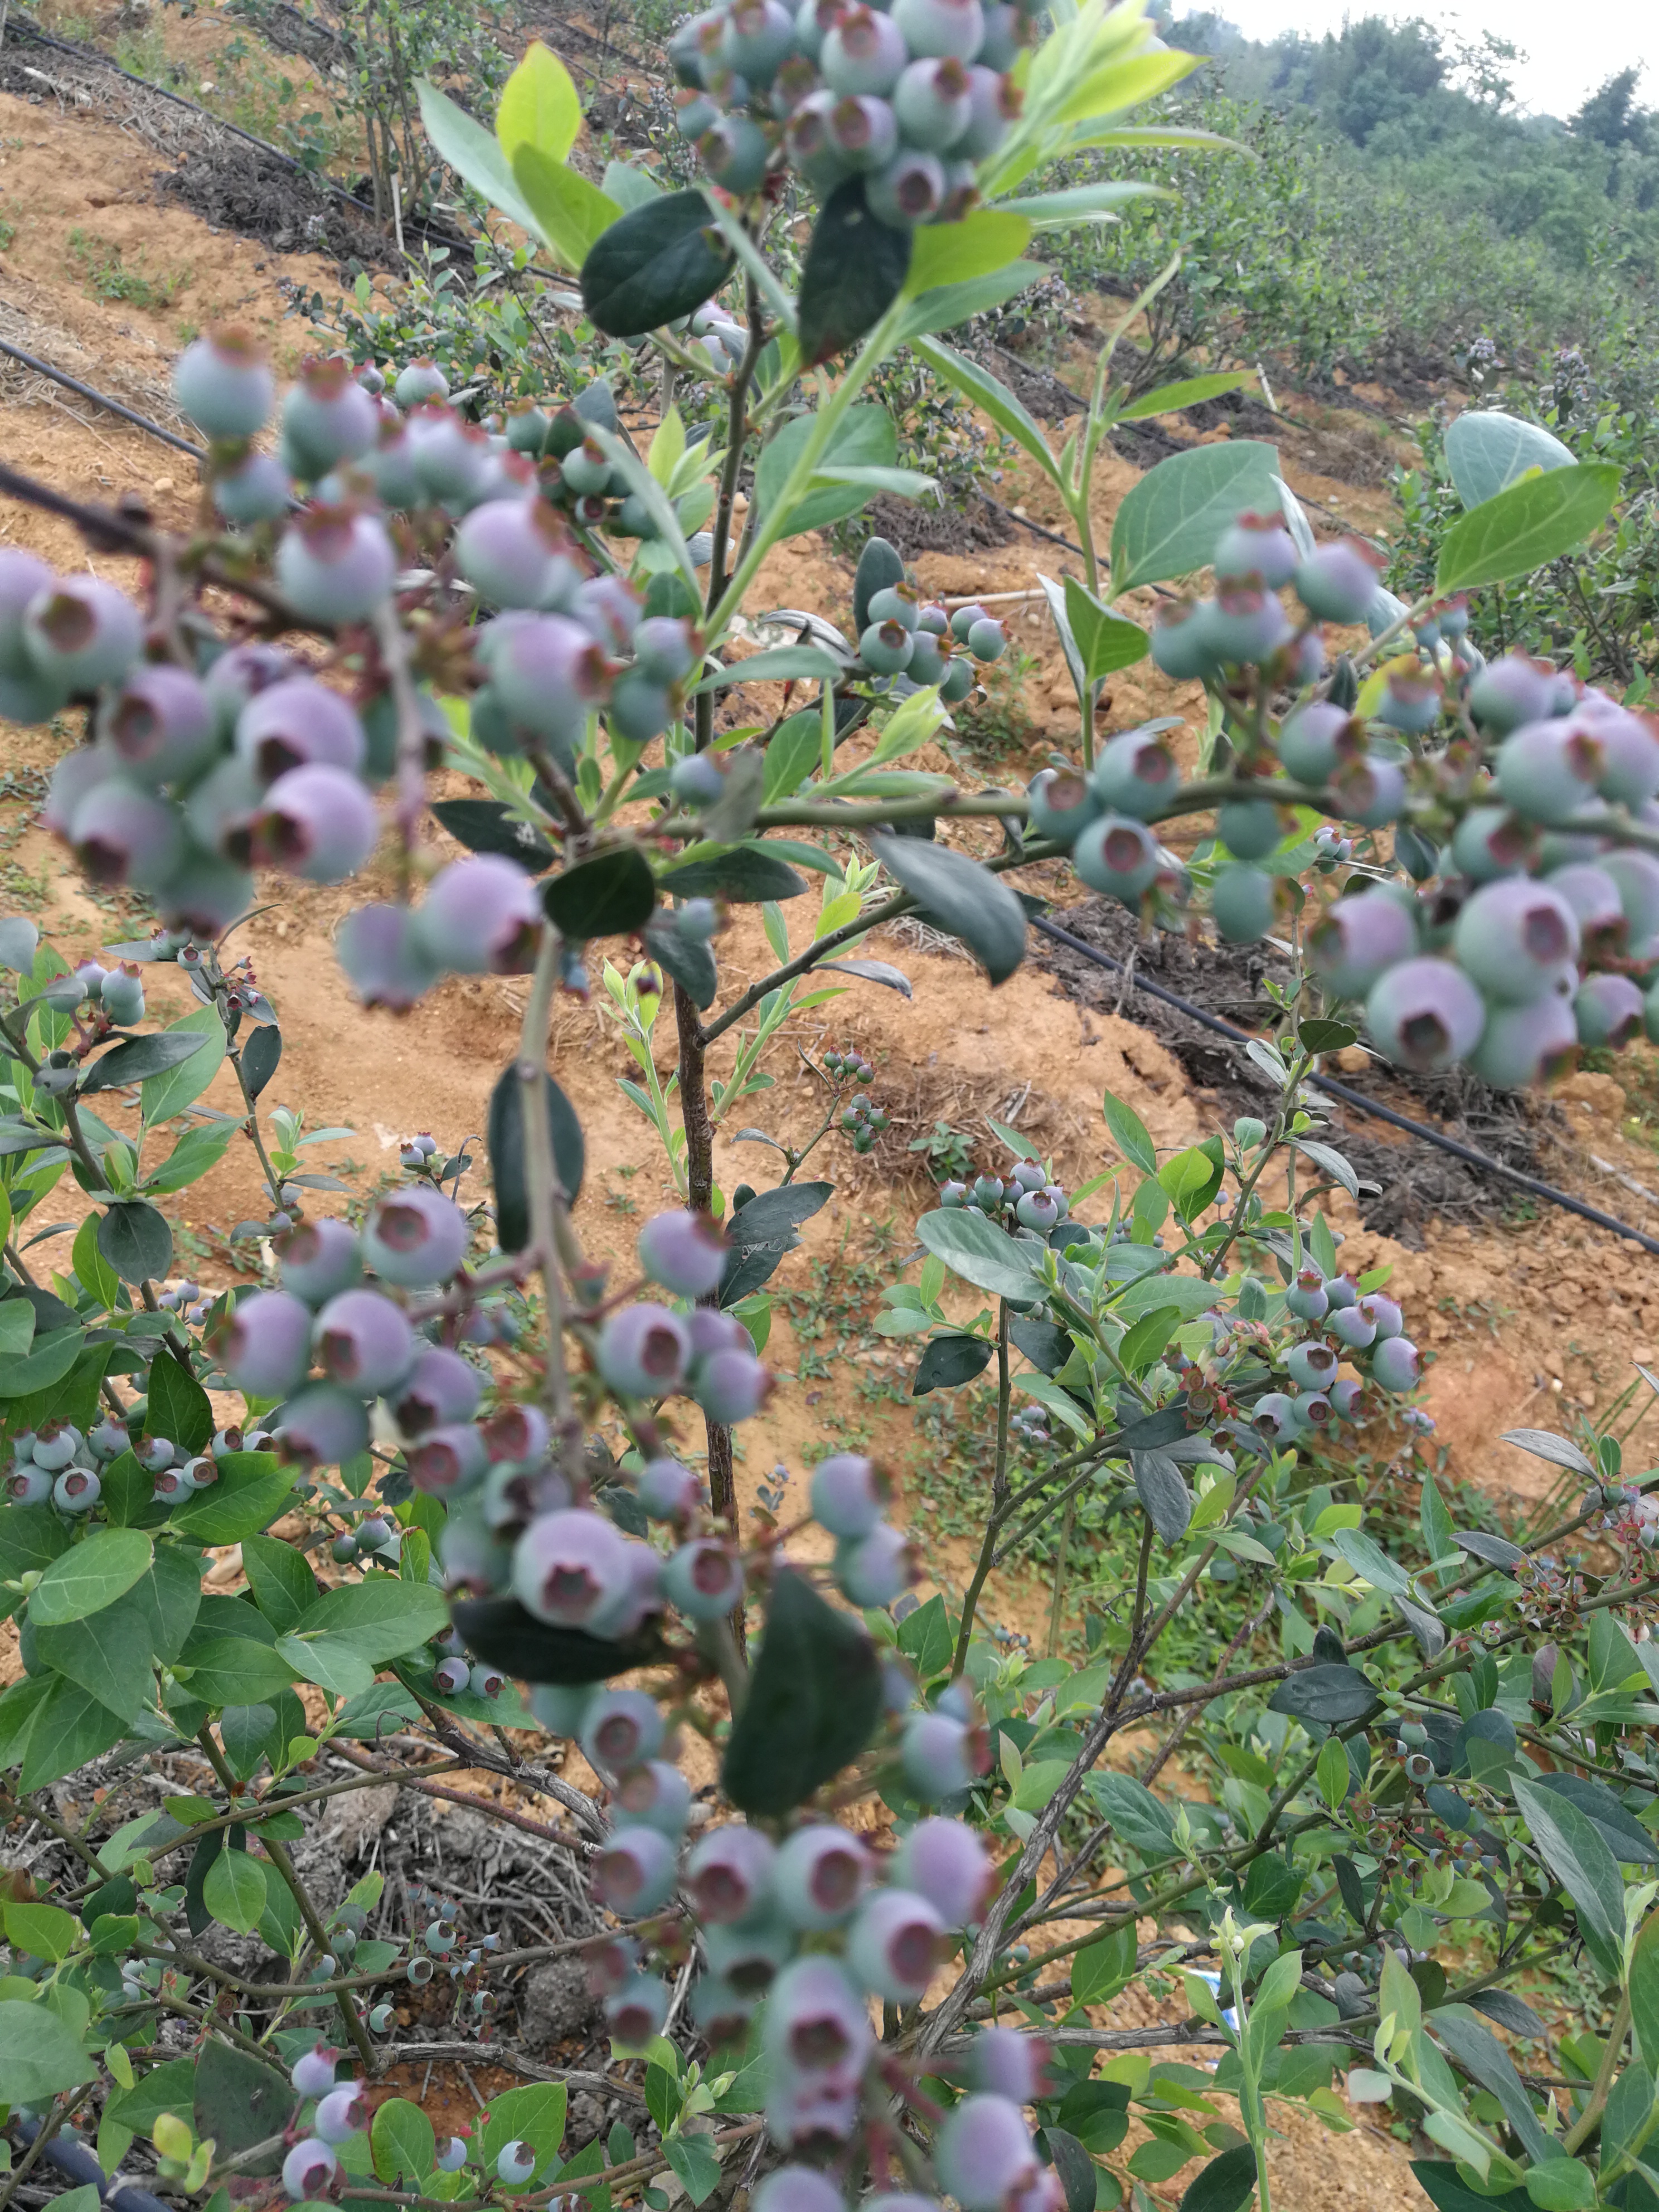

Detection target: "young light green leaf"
[1102, 1087, 1157, 1174]
[494, 40, 580, 166]
[905, 210, 1032, 294]
[512, 145, 621, 271]
[1117, 371, 1253, 421]
[203, 1847, 268, 1936]
[1434, 463, 1621, 594]
[416, 79, 541, 235]
[913, 336, 1063, 488]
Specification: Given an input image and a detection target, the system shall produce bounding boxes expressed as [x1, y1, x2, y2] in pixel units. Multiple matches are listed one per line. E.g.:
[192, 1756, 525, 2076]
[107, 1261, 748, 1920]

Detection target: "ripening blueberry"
[0, 550, 54, 687]
[7, 1467, 52, 1505]
[406, 1423, 486, 1495]
[1214, 510, 1298, 589]
[490, 613, 610, 747]
[663, 1537, 746, 1619]
[629, 1455, 699, 1526]
[1495, 719, 1604, 827]
[386, 1347, 479, 1440]
[1025, 768, 1099, 847]
[394, 359, 450, 408]
[700, 114, 774, 192]
[867, 148, 946, 227]
[583, 1687, 666, 1777]
[1307, 887, 1416, 1000]
[634, 1208, 728, 1301]
[211, 1287, 313, 1397]
[593, 1823, 678, 1915]
[598, 1302, 692, 1400]
[361, 1185, 469, 1290]
[31, 1423, 81, 1473]
[272, 1218, 362, 1312]
[1545, 862, 1626, 959]
[823, 91, 897, 169]
[276, 1386, 371, 1470]
[969, 2024, 1050, 2102]
[1284, 1341, 1338, 1391]
[1327, 1376, 1365, 1422]
[176, 327, 275, 441]
[775, 1825, 870, 1930]
[1468, 649, 1557, 735]
[1365, 955, 1486, 1073]
[1331, 753, 1406, 830]
[276, 506, 396, 624]
[1369, 1335, 1420, 1394]
[836, 1521, 914, 1607]
[235, 675, 366, 787]
[1211, 862, 1277, 944]
[891, 53, 972, 148]
[1600, 849, 1659, 947]
[1293, 539, 1383, 625]
[98, 664, 216, 784]
[1285, 1269, 1329, 1323]
[1092, 728, 1176, 821]
[685, 1825, 777, 1929]
[455, 498, 577, 611]
[1278, 701, 1359, 787]
[1448, 804, 1531, 885]
[1377, 667, 1441, 735]
[893, 1815, 991, 1925]
[901, 1708, 985, 1798]
[410, 851, 543, 979]
[1250, 1393, 1298, 1445]
[1469, 992, 1579, 1088]
[753, 2170, 845, 2212]
[283, 2138, 338, 2199]
[405, 405, 495, 509]
[244, 762, 379, 886]
[433, 2137, 469, 2174]
[614, 1759, 693, 1837]
[604, 1969, 672, 2049]
[313, 2085, 368, 2144]
[512, 1506, 634, 1629]
[847, 1885, 943, 2002]
[313, 1288, 415, 1398]
[54, 1468, 100, 1513]
[1575, 692, 1659, 806]
[937, 2097, 1039, 2212]
[1148, 598, 1217, 682]
[1575, 971, 1644, 1049]
[861, 618, 916, 675]
[496, 2142, 538, 2188]
[765, 1954, 872, 2080]
[1070, 813, 1162, 906]
[1217, 798, 1280, 861]
[21, 575, 142, 699]
[765, 2076, 862, 2151]
[283, 357, 379, 475]
[210, 448, 292, 528]
[823, 3, 908, 93]
[290, 2044, 340, 2097]
[1206, 582, 1292, 666]
[809, 1453, 888, 1539]
[694, 1345, 770, 1423]
[1327, 1304, 1376, 1352]
[1294, 1391, 1334, 1432]
[1452, 876, 1578, 1004]
[134, 1435, 176, 1473]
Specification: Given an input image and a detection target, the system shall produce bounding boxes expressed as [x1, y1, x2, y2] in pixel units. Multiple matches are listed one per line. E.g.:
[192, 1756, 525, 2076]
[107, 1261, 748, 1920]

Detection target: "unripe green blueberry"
[1148, 598, 1216, 682]
[893, 0, 986, 56]
[1071, 813, 1160, 904]
[174, 327, 275, 441]
[594, 1823, 678, 1914]
[966, 616, 1005, 662]
[1285, 1267, 1328, 1321]
[1600, 850, 1659, 947]
[700, 114, 774, 192]
[892, 55, 972, 149]
[977, 0, 1020, 65]
[1578, 692, 1659, 806]
[276, 506, 395, 624]
[365, 419, 422, 509]
[283, 356, 379, 476]
[861, 618, 916, 675]
[866, 148, 945, 226]
[1452, 877, 1579, 1005]
[607, 667, 673, 745]
[1365, 955, 1486, 1074]
[671, 751, 727, 807]
[1377, 667, 1441, 734]
[785, 91, 853, 193]
[822, 3, 908, 94]
[1284, 1341, 1338, 1391]
[581, 1687, 666, 1777]
[1092, 727, 1176, 820]
[634, 617, 699, 686]
[1293, 539, 1384, 624]
[23, 576, 142, 694]
[214, 448, 293, 526]
[1026, 767, 1099, 847]
[811, 1453, 889, 1537]
[394, 359, 450, 408]
[866, 583, 919, 632]
[1216, 797, 1280, 860]
[1308, 887, 1417, 1000]
[906, 629, 947, 685]
[1211, 862, 1277, 944]
[1575, 971, 1644, 1049]
[662, 1537, 745, 1619]
[722, 0, 796, 80]
[940, 654, 974, 704]
[1214, 509, 1298, 590]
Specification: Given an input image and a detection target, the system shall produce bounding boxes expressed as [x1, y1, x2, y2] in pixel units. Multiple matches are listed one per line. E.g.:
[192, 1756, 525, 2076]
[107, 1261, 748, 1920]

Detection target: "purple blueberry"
[512, 1506, 635, 1628]
[455, 497, 579, 611]
[362, 1186, 469, 1288]
[482, 1404, 550, 1462]
[637, 1455, 704, 1522]
[1205, 581, 1292, 666]
[686, 1825, 776, 1925]
[1293, 539, 1383, 624]
[1495, 719, 1604, 826]
[276, 1386, 371, 1470]
[637, 1209, 728, 1297]
[278, 1216, 363, 1305]
[102, 665, 217, 782]
[607, 1972, 671, 2049]
[836, 1522, 914, 1607]
[1308, 889, 1417, 1001]
[1576, 972, 1644, 1048]
[1366, 957, 1486, 1073]
[7, 1467, 52, 1505]
[901, 1709, 985, 1798]
[313, 1288, 415, 1397]
[581, 1687, 666, 1777]
[752, 2170, 846, 2212]
[693, 1345, 770, 1423]
[1452, 876, 1578, 1003]
[236, 675, 366, 783]
[391, 1346, 481, 1437]
[314, 2085, 368, 2143]
[496, 2141, 538, 2187]
[249, 764, 379, 884]
[847, 1886, 943, 2002]
[936, 2095, 1039, 2212]
[1546, 863, 1626, 958]
[276, 507, 395, 624]
[1579, 693, 1659, 806]
[1601, 850, 1659, 945]
[290, 2044, 341, 2096]
[175, 326, 275, 440]
[412, 853, 542, 977]
[282, 2139, 338, 2198]
[763, 1955, 872, 2080]
[1370, 1336, 1421, 1393]
[599, 1302, 692, 1399]
[774, 1825, 870, 1930]
[809, 1454, 888, 1539]
[593, 1824, 678, 1914]
[211, 1287, 313, 1396]
[893, 1815, 990, 1925]
[1331, 753, 1406, 829]
[969, 2024, 1050, 2101]
[662, 1537, 745, 1619]
[1469, 994, 1579, 1089]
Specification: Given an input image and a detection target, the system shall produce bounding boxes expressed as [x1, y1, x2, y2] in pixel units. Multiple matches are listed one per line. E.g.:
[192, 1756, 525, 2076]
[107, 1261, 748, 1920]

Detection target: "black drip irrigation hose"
[0, 336, 205, 458]
[1031, 912, 1659, 1260]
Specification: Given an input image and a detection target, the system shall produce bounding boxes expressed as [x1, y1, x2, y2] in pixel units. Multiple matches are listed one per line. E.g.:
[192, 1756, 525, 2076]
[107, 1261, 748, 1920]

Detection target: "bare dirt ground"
[3, 14, 1656, 2205]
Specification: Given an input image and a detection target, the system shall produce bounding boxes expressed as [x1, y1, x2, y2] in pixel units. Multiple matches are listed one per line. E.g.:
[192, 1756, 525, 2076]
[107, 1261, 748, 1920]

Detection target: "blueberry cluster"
[938, 1157, 1071, 1238]
[1233, 1270, 1423, 1453]
[4, 1413, 259, 1515]
[669, 0, 1040, 231]
[858, 590, 1006, 697]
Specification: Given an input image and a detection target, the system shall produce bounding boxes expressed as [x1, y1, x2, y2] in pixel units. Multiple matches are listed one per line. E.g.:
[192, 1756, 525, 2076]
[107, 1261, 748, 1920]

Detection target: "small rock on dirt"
[320, 1782, 398, 1860]
[518, 1957, 596, 2049]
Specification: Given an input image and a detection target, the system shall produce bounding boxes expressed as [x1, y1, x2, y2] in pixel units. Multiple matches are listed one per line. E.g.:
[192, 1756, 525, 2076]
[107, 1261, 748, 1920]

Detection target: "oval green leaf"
[1109, 439, 1283, 596]
[798, 175, 912, 368]
[1433, 462, 1621, 594]
[30, 1527, 154, 1626]
[869, 832, 1027, 984]
[580, 191, 735, 339]
[1443, 409, 1575, 510]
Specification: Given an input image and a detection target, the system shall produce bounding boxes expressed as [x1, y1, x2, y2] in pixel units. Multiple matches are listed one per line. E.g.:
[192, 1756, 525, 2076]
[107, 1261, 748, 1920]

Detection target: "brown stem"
[953, 1299, 1011, 1675]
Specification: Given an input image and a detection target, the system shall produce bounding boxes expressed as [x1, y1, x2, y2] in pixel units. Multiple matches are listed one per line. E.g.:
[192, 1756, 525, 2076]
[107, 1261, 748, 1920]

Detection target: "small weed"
[908, 1118, 978, 1185]
[0, 215, 16, 252]
[949, 642, 1042, 764]
[69, 230, 191, 313]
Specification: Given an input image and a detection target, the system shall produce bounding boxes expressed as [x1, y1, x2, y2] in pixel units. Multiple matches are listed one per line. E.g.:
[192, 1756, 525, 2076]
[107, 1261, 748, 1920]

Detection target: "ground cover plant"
[6, 11, 1659, 2212]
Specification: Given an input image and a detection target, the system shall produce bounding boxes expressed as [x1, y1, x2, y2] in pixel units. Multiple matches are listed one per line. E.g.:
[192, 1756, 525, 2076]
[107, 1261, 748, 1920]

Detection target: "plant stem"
[1563, 1991, 1630, 2153]
[953, 1301, 1011, 1676]
[519, 924, 575, 1453]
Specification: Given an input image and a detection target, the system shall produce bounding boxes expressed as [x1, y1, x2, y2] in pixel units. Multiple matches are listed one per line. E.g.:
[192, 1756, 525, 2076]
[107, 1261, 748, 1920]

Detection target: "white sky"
[1185, 0, 1655, 119]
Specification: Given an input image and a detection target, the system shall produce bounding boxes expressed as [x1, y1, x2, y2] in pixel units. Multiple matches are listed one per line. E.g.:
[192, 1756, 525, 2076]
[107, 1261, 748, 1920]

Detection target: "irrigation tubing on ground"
[1031, 911, 1659, 1259]
[0, 336, 205, 458]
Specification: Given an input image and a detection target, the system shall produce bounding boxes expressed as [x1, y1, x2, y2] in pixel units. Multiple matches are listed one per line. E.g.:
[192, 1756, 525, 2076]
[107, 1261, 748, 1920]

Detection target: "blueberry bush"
[4, 8, 1659, 2212]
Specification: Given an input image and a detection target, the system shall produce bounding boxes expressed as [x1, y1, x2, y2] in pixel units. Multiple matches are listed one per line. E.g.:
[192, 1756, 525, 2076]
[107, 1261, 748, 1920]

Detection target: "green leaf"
[480, 2083, 567, 2180]
[1109, 439, 1283, 596]
[1331, 1527, 1411, 1597]
[543, 848, 657, 939]
[580, 191, 735, 339]
[895, 262, 1045, 342]
[663, 2138, 721, 2208]
[292, 1578, 450, 1658]
[904, 210, 1031, 294]
[16, 1675, 127, 1789]
[1409, 2165, 1531, 2212]
[1631, 1911, 1659, 2068]
[176, 1633, 300, 1706]
[105, 2054, 197, 2138]
[1102, 1086, 1156, 1173]
[755, 406, 899, 540]
[451, 1593, 664, 1686]
[30, 1527, 153, 1624]
[1443, 409, 1575, 510]
[242, 1534, 321, 1634]
[34, 1590, 155, 1721]
[430, 799, 555, 871]
[0, 1997, 92, 2099]
[722, 1568, 882, 1816]
[0, 1322, 85, 1398]
[604, 159, 662, 211]
[79, 1030, 212, 1095]
[869, 832, 1026, 983]
[1514, 1776, 1627, 1984]
[914, 1208, 1043, 1301]
[691, 647, 844, 695]
[98, 1200, 173, 1285]
[193, 2040, 289, 2173]
[416, 76, 541, 234]
[1122, 1306, 1181, 1373]
[912, 1333, 994, 1394]
[171, 1451, 295, 1544]
[488, 1060, 586, 1253]
[513, 144, 622, 271]
[496, 39, 580, 165]
[70, 1211, 121, 1311]
[1177, 2144, 1257, 2212]
[798, 175, 911, 368]
[1267, 1663, 1381, 1729]
[659, 847, 809, 903]
[1086, 1769, 1176, 1855]
[203, 1847, 267, 1934]
[996, 179, 1160, 225]
[144, 1119, 237, 1195]
[1133, 1447, 1192, 1542]
[148, 1348, 214, 1455]
[1063, 578, 1147, 683]
[3, 1898, 79, 1959]
[0, 1297, 32, 1359]
[1520, 2161, 1596, 2211]
[1117, 372, 1253, 422]
[1434, 463, 1621, 594]
[1072, 1924, 1137, 2007]
[139, 1005, 226, 1125]
[761, 712, 823, 806]
[914, 335, 1061, 487]
[373, 2099, 438, 2188]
